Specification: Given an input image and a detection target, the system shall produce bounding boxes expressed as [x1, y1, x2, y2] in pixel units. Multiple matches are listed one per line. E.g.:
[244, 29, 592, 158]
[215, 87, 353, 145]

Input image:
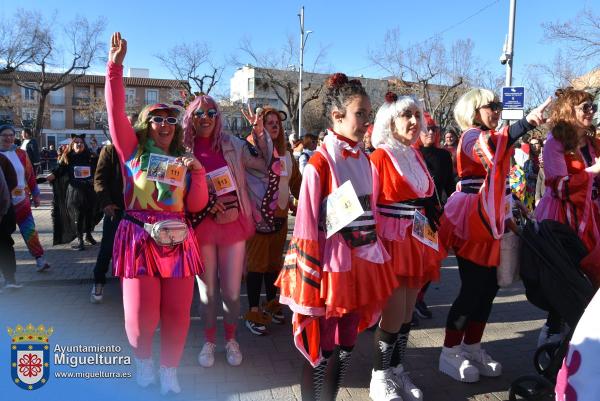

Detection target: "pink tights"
[122, 276, 194, 367]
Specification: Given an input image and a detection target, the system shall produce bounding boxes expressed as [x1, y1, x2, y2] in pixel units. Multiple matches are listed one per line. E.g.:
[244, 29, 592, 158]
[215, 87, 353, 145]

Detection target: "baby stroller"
[508, 219, 595, 401]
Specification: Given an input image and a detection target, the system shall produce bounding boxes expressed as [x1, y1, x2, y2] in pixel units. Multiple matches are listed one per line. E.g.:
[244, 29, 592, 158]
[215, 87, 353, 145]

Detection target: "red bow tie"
[341, 149, 360, 159]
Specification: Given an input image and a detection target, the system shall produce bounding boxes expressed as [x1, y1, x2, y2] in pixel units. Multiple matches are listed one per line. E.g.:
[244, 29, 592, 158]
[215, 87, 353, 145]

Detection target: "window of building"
[21, 108, 37, 127]
[73, 86, 90, 106]
[145, 89, 159, 105]
[73, 110, 89, 127]
[0, 86, 11, 97]
[0, 109, 13, 125]
[125, 88, 136, 105]
[50, 109, 66, 129]
[49, 87, 65, 105]
[247, 78, 255, 93]
[22, 85, 37, 102]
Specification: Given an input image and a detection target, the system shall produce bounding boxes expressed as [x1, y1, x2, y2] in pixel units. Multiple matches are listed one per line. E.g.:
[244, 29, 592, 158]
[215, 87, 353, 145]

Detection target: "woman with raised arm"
[105, 32, 208, 395]
[437, 88, 550, 383]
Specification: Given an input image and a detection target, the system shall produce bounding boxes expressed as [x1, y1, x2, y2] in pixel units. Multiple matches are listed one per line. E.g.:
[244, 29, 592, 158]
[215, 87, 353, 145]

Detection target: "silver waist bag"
[144, 219, 189, 246]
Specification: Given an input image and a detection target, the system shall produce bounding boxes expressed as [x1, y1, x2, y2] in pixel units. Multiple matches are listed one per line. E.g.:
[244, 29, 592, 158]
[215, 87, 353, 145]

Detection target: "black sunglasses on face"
[480, 101, 503, 112]
[576, 103, 598, 114]
[149, 116, 178, 125]
[194, 109, 218, 119]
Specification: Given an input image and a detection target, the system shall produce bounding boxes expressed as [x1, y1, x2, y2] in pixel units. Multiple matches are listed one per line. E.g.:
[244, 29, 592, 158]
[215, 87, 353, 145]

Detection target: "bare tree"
[155, 42, 223, 96]
[11, 14, 106, 138]
[370, 29, 500, 129]
[0, 10, 48, 74]
[543, 7, 600, 66]
[234, 35, 327, 133]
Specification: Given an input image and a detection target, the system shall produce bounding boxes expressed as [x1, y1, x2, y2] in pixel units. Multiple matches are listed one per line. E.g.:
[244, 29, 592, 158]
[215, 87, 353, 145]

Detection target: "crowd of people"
[0, 30, 598, 400]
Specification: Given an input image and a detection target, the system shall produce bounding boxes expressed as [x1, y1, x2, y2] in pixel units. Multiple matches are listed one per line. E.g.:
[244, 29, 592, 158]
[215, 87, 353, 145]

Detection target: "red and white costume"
[535, 133, 600, 287]
[370, 143, 441, 287]
[276, 131, 398, 366]
[439, 126, 513, 266]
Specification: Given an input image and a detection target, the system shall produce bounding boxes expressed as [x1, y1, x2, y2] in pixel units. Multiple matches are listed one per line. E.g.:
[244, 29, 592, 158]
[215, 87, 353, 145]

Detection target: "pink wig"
[182, 95, 224, 152]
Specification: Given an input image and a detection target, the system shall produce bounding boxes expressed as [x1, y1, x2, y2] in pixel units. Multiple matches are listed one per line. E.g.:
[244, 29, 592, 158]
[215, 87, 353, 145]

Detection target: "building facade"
[0, 69, 186, 148]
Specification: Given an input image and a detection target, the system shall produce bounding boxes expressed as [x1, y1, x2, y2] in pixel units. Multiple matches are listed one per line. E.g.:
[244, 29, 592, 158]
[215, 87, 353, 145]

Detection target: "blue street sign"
[502, 86, 525, 109]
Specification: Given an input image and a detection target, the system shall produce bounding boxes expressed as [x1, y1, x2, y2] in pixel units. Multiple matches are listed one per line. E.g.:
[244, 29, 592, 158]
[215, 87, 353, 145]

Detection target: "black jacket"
[93, 144, 124, 210]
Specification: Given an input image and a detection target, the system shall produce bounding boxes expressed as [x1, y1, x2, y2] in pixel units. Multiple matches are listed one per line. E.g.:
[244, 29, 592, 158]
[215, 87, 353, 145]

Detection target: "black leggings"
[446, 256, 499, 331]
[246, 272, 278, 308]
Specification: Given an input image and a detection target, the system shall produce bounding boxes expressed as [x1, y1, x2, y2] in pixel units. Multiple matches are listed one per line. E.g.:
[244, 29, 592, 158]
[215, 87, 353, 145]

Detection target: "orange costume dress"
[276, 132, 398, 366]
[370, 144, 442, 287]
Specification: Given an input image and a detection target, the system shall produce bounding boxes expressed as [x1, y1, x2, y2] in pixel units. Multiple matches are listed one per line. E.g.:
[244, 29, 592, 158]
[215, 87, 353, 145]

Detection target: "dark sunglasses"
[148, 116, 178, 125]
[576, 103, 598, 114]
[480, 101, 503, 112]
[194, 108, 218, 119]
[426, 125, 438, 131]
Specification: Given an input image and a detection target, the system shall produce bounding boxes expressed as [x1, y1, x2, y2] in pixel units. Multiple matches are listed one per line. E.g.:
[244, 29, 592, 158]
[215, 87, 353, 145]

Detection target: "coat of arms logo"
[7, 323, 53, 390]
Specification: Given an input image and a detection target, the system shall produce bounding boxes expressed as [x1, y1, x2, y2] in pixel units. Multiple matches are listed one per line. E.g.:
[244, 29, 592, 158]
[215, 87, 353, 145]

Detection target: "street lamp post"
[298, 6, 312, 138]
[503, 0, 516, 87]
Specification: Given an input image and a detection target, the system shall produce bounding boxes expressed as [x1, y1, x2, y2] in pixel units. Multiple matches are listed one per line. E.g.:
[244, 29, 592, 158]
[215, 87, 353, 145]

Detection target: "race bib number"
[411, 210, 439, 251]
[73, 166, 91, 179]
[146, 153, 187, 187]
[324, 180, 364, 238]
[11, 187, 24, 198]
[206, 166, 237, 196]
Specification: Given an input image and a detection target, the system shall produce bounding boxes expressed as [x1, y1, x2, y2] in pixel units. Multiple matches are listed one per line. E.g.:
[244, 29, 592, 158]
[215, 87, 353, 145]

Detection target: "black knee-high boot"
[390, 323, 411, 368]
[301, 351, 331, 401]
[322, 346, 353, 401]
[373, 326, 398, 371]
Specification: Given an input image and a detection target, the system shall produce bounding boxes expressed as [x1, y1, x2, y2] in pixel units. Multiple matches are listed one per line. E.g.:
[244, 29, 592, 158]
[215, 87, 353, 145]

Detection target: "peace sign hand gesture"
[526, 96, 552, 127]
[109, 32, 127, 65]
[241, 104, 264, 134]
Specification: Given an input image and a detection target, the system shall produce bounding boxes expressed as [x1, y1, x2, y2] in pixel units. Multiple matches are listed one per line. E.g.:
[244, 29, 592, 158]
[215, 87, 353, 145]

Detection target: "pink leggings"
[122, 276, 194, 367]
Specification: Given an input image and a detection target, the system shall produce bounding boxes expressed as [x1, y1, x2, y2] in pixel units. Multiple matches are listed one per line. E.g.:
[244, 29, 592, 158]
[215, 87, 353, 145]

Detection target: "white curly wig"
[371, 95, 426, 148]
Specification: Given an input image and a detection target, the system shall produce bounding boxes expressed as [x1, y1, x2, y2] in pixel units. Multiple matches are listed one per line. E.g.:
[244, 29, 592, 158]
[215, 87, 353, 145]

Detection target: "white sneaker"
[225, 339, 243, 366]
[90, 284, 104, 304]
[462, 344, 502, 377]
[438, 346, 480, 383]
[392, 364, 422, 401]
[159, 366, 181, 395]
[369, 369, 404, 401]
[134, 358, 155, 387]
[36, 257, 50, 272]
[198, 342, 216, 368]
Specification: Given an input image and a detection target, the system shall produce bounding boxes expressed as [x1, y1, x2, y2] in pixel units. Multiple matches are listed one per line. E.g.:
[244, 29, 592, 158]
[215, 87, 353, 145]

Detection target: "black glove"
[423, 198, 442, 233]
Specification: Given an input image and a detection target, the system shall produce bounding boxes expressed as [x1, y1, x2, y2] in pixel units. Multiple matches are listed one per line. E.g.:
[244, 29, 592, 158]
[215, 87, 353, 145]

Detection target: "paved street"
[1, 184, 549, 401]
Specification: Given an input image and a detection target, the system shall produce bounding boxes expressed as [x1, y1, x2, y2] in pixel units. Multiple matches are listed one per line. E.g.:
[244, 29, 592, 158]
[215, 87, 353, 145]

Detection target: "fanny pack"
[123, 213, 188, 247]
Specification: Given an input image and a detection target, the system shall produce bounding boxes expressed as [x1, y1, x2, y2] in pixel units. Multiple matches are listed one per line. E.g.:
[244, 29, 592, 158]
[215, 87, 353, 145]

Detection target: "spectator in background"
[413, 112, 455, 324]
[513, 140, 529, 168]
[535, 144, 546, 207]
[20, 128, 41, 175]
[47, 145, 58, 170]
[443, 128, 459, 176]
[522, 137, 542, 211]
[0, 124, 50, 272]
[46, 134, 99, 251]
[90, 138, 124, 303]
[0, 153, 19, 291]
[298, 132, 318, 174]
[89, 136, 100, 155]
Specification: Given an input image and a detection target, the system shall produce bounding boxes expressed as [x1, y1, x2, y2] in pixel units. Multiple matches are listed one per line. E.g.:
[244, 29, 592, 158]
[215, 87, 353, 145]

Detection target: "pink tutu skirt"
[112, 210, 203, 278]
